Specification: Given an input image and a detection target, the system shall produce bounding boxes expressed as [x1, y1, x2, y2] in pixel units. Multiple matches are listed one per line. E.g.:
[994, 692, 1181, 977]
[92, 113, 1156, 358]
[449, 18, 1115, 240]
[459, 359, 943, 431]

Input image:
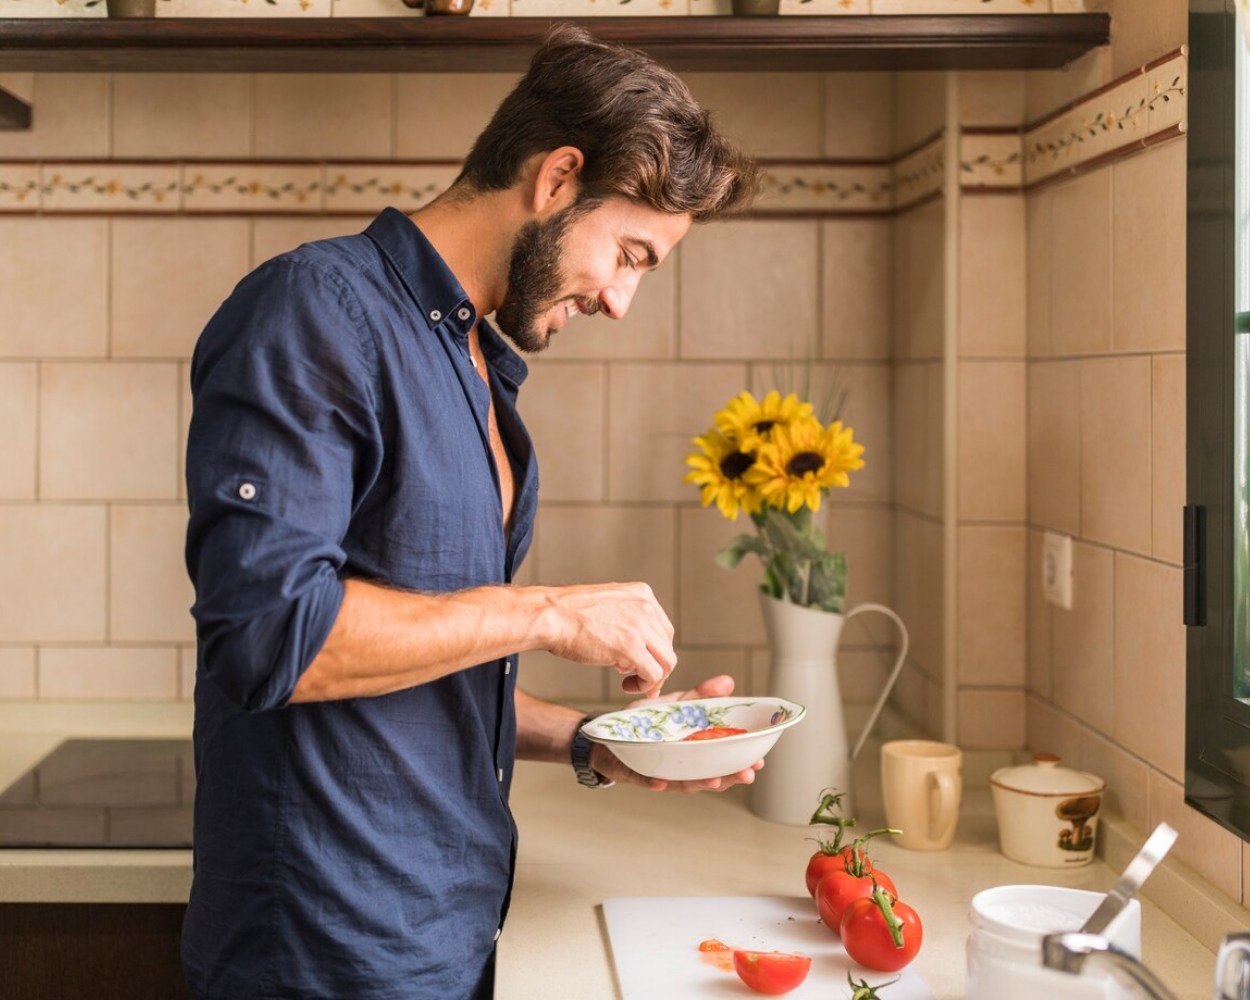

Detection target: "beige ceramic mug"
[881, 740, 962, 851]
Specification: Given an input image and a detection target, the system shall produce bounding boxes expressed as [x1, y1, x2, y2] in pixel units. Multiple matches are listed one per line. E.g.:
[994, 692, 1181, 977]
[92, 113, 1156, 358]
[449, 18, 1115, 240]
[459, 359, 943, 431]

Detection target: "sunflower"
[746, 418, 865, 514]
[683, 428, 763, 521]
[714, 390, 815, 452]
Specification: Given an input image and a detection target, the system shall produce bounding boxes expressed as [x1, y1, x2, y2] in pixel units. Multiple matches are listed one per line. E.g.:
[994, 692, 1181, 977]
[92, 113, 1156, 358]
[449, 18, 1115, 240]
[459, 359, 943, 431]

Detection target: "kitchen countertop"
[501, 747, 1219, 1000]
[0, 702, 194, 904]
[0, 703, 1225, 998]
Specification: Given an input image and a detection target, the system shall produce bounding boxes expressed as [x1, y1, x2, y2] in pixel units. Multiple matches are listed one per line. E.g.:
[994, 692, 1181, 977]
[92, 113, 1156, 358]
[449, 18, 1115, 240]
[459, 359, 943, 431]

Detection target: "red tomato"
[681, 727, 748, 741]
[805, 845, 875, 897]
[815, 868, 897, 935]
[732, 950, 812, 996]
[840, 890, 923, 973]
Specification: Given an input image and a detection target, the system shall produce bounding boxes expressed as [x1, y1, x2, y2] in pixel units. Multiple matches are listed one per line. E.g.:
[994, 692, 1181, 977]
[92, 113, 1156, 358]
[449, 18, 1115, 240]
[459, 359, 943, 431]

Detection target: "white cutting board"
[603, 896, 935, 999]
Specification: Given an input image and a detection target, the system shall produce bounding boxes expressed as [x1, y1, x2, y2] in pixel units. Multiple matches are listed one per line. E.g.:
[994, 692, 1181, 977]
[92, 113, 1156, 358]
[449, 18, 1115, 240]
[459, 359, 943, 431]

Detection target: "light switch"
[1041, 531, 1073, 610]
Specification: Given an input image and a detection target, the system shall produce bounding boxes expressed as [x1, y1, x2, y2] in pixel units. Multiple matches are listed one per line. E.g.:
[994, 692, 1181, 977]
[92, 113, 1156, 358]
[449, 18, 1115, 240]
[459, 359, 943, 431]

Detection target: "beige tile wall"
[0, 67, 913, 716]
[1, 18, 1209, 893]
[1021, 1, 1224, 894]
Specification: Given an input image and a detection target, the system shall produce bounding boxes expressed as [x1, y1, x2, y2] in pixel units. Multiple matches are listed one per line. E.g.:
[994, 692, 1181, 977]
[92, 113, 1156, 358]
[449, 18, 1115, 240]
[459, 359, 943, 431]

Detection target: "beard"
[494, 204, 584, 355]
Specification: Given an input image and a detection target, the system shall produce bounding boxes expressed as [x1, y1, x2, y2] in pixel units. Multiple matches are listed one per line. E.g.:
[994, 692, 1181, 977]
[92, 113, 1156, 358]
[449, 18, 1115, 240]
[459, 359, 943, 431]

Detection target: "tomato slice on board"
[680, 727, 748, 741]
[732, 950, 812, 995]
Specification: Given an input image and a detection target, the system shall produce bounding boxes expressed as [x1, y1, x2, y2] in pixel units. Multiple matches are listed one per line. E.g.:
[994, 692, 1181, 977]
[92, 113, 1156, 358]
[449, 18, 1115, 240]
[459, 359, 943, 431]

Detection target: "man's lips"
[550, 298, 596, 330]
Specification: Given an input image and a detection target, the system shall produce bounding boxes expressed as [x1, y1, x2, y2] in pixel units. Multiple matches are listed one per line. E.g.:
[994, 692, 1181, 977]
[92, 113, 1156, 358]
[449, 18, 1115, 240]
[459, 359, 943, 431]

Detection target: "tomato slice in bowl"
[732, 950, 812, 995]
[680, 727, 748, 741]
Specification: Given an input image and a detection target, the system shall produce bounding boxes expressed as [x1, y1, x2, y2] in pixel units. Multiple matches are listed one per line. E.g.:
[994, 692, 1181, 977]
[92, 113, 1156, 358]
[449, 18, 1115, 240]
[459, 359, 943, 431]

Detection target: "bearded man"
[181, 24, 759, 1000]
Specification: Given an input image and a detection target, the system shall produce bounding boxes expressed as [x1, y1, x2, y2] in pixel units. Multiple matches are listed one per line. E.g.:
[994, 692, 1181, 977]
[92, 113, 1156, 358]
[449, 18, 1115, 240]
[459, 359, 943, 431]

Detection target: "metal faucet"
[1042, 932, 1178, 1000]
[1043, 931, 1250, 1000]
[1214, 933, 1250, 1000]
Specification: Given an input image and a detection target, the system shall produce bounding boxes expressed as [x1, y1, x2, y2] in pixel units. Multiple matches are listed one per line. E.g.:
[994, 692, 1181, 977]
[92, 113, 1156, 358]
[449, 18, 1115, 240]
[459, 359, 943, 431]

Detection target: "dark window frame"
[1186, 0, 1250, 838]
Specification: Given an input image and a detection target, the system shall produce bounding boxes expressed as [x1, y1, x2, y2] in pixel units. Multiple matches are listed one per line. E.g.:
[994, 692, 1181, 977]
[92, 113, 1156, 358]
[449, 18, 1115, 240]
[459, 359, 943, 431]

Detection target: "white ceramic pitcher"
[749, 591, 909, 825]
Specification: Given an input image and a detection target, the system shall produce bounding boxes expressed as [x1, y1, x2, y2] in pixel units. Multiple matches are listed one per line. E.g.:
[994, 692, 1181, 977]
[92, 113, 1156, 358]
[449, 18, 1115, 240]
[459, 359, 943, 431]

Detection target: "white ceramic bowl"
[581, 696, 805, 781]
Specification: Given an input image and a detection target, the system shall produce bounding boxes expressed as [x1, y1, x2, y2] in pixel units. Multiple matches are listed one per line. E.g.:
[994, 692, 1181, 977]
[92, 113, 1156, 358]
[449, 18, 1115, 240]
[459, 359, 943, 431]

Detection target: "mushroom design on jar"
[1056, 795, 1101, 853]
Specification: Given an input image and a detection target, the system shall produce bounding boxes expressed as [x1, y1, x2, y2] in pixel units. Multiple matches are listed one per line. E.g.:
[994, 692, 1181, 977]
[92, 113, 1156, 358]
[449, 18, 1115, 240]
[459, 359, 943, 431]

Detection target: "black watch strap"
[571, 716, 614, 789]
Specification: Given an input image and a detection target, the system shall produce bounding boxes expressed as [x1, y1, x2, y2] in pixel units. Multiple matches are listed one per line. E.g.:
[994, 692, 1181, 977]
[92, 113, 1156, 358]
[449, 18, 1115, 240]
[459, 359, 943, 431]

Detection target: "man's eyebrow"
[625, 237, 660, 269]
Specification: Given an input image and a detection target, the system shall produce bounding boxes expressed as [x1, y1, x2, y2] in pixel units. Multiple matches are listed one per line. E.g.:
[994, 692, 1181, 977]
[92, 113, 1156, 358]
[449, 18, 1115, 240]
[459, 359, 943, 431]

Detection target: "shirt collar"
[364, 207, 528, 387]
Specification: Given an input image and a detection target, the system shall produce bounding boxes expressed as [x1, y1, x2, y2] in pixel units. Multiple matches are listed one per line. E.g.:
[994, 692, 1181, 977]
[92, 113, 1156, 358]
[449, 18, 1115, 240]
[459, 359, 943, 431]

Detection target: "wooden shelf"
[0, 14, 1108, 73]
[0, 14, 1109, 130]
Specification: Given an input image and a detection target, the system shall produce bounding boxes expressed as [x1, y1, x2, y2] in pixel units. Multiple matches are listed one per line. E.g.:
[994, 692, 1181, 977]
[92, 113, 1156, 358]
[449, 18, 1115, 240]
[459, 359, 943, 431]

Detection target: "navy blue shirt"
[182, 208, 538, 1000]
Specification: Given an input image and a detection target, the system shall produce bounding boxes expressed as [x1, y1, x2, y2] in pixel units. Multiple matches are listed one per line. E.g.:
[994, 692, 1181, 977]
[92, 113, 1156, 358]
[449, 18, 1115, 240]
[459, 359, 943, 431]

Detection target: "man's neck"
[411, 186, 518, 319]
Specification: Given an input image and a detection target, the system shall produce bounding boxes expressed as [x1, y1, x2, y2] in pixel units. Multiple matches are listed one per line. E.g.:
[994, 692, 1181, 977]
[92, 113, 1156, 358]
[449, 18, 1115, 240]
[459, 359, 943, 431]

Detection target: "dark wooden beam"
[0, 15, 1111, 74]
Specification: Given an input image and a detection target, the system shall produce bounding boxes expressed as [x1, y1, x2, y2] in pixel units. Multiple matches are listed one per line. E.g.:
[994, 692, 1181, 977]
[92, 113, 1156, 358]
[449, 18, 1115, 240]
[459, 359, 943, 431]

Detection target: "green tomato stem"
[844, 828, 902, 877]
[846, 970, 902, 999]
[870, 882, 906, 949]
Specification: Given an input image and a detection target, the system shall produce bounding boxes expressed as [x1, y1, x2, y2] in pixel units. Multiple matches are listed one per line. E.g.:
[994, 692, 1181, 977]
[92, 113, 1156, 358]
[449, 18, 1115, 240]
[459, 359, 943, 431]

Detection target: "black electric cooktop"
[0, 738, 194, 848]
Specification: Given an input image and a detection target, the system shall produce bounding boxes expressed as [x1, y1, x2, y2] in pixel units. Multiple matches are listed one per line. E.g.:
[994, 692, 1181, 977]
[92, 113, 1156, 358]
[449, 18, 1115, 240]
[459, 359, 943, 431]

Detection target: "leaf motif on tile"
[184, 173, 321, 203]
[960, 150, 1022, 175]
[324, 174, 445, 204]
[0, 178, 40, 203]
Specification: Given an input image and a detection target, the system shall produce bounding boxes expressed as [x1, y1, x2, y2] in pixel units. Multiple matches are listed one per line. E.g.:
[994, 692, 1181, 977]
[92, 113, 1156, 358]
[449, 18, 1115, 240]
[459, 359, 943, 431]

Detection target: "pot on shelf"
[105, 0, 156, 16]
[732, 0, 781, 14]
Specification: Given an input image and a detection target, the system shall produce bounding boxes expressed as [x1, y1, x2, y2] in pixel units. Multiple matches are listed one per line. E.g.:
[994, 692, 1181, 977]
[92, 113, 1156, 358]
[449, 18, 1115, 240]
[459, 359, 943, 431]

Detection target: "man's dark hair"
[456, 24, 759, 222]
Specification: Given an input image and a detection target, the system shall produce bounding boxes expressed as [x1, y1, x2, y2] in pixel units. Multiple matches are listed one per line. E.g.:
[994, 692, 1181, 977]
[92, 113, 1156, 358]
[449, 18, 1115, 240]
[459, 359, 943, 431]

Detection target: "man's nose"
[598, 275, 642, 320]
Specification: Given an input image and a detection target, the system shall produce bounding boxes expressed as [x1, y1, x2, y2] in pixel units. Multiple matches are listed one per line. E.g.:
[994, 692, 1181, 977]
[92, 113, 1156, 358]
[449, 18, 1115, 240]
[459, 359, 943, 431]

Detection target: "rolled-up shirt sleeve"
[185, 258, 381, 713]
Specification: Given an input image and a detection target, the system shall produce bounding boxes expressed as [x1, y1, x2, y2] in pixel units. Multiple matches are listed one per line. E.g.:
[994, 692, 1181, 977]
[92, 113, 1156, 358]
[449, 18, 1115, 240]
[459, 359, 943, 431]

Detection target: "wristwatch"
[571, 716, 615, 789]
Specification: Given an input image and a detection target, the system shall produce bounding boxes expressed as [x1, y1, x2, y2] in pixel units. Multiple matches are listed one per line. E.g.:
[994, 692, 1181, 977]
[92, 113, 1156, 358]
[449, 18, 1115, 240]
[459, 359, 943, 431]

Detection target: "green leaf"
[807, 551, 847, 613]
[714, 534, 767, 570]
[761, 508, 824, 562]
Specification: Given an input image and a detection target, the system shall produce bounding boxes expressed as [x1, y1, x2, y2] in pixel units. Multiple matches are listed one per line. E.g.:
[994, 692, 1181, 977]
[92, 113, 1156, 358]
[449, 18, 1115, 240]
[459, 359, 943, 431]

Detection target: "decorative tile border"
[0, 158, 940, 216]
[0, 48, 1186, 218]
[323, 163, 460, 212]
[754, 162, 892, 214]
[43, 163, 182, 211]
[893, 135, 945, 210]
[960, 131, 1023, 189]
[1022, 49, 1187, 188]
[181, 164, 324, 211]
[952, 49, 1188, 194]
[0, 164, 39, 209]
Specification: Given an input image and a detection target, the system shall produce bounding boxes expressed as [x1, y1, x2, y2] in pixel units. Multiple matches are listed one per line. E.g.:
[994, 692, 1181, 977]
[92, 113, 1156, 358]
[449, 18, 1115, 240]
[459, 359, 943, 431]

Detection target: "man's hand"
[541, 582, 676, 699]
[588, 674, 765, 794]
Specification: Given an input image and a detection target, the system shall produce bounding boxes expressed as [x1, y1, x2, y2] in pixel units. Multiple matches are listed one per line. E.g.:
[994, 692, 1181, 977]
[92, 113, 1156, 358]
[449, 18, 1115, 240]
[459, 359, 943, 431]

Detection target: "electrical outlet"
[1041, 531, 1073, 610]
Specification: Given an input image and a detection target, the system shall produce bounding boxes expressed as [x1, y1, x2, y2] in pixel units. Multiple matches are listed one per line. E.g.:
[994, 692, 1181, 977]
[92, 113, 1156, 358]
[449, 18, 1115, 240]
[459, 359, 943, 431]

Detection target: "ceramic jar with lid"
[989, 753, 1105, 867]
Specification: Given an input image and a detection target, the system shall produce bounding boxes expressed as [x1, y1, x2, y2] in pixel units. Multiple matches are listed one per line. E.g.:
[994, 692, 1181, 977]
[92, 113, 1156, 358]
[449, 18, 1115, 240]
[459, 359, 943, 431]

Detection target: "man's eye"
[622, 251, 637, 270]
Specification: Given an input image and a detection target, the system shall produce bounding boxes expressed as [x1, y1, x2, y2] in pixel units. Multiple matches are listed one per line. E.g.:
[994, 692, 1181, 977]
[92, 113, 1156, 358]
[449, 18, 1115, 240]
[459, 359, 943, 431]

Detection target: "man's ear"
[529, 146, 585, 216]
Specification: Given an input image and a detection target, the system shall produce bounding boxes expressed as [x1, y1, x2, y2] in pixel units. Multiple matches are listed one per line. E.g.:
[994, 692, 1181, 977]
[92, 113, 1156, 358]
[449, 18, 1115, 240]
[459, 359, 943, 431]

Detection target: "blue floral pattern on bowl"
[586, 700, 798, 743]
[579, 696, 806, 781]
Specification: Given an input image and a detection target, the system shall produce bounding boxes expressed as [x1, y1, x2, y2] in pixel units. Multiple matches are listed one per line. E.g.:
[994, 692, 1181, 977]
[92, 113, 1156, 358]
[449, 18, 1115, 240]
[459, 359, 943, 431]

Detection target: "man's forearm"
[291, 578, 560, 703]
[514, 688, 585, 763]
[290, 575, 677, 704]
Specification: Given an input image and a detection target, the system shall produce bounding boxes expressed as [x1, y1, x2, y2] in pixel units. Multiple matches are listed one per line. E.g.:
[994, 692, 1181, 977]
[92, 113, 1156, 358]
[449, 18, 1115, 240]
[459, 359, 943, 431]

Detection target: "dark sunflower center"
[719, 452, 755, 480]
[753, 419, 776, 435]
[786, 451, 825, 477]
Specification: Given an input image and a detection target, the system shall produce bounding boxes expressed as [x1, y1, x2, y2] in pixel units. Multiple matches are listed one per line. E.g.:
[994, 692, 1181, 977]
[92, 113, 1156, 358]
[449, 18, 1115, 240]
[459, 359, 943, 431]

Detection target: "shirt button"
[238, 483, 257, 501]
[494, 927, 502, 942]
[504, 661, 512, 675]
[497, 768, 504, 783]
[457, 307, 472, 321]
[430, 309, 442, 322]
